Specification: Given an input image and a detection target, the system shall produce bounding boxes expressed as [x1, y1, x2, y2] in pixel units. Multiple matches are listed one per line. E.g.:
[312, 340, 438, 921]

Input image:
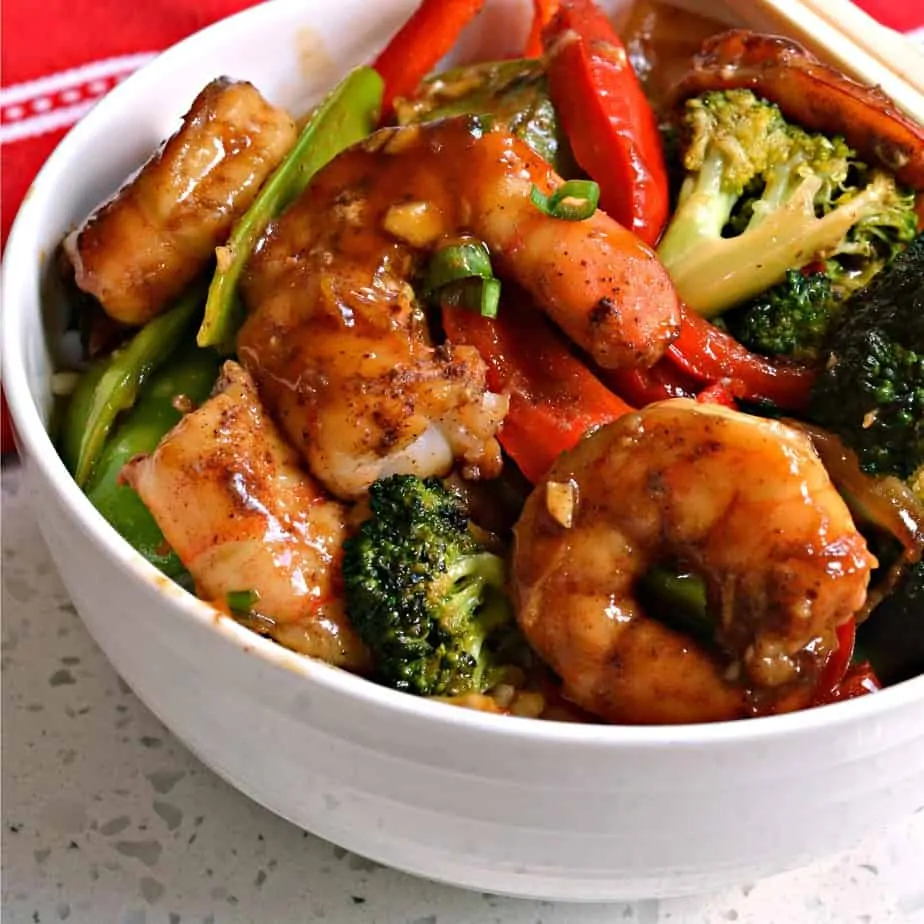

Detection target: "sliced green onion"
[425, 240, 494, 293]
[424, 239, 501, 318]
[480, 278, 501, 318]
[227, 589, 261, 615]
[438, 277, 501, 318]
[530, 179, 600, 221]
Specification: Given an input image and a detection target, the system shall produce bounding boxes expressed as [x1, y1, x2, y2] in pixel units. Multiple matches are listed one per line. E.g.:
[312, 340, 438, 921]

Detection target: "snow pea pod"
[59, 357, 110, 477]
[67, 284, 204, 488]
[197, 65, 384, 350]
[84, 347, 220, 580]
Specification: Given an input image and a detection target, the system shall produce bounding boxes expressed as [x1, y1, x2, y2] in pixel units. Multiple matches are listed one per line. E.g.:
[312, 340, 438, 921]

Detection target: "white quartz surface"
[3, 461, 923, 924]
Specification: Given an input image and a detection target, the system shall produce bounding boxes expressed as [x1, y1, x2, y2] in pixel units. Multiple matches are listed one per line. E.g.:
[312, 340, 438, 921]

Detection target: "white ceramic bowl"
[3, 0, 924, 902]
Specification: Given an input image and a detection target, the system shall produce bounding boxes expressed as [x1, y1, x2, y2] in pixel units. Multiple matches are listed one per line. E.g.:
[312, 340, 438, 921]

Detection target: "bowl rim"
[3, 0, 923, 750]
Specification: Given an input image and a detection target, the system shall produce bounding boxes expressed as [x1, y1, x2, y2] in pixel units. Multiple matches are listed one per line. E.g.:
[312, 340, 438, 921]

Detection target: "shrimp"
[122, 361, 369, 671]
[670, 30, 924, 187]
[512, 399, 876, 725]
[66, 78, 297, 326]
[238, 116, 680, 499]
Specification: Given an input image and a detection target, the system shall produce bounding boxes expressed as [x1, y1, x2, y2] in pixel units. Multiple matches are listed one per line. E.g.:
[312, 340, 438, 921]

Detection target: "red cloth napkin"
[0, 0, 921, 454]
[0, 0, 263, 248]
[0, 0, 263, 454]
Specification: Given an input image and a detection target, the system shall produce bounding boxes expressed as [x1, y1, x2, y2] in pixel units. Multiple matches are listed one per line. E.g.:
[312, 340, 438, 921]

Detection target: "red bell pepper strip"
[695, 381, 739, 409]
[601, 360, 698, 408]
[373, 0, 487, 121]
[442, 300, 632, 483]
[815, 618, 857, 700]
[667, 306, 817, 411]
[541, 0, 669, 246]
[816, 662, 881, 704]
[602, 358, 741, 410]
[524, 0, 559, 58]
[813, 618, 881, 705]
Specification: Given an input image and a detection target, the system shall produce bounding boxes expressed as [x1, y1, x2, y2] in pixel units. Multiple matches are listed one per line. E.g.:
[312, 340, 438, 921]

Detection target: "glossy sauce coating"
[123, 362, 368, 670]
[620, 0, 724, 114]
[238, 117, 679, 498]
[67, 78, 297, 325]
[512, 399, 876, 724]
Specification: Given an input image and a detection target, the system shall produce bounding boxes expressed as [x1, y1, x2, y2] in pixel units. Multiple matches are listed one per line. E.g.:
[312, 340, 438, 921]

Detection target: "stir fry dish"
[54, 0, 924, 724]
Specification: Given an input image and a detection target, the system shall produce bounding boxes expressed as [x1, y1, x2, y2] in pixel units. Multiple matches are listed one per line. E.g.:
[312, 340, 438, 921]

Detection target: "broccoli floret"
[657, 89, 917, 317]
[825, 161, 919, 298]
[725, 269, 842, 361]
[342, 475, 519, 697]
[808, 233, 924, 481]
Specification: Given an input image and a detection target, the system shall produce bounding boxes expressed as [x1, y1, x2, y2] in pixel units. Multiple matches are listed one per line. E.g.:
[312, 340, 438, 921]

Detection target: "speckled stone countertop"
[3, 461, 923, 924]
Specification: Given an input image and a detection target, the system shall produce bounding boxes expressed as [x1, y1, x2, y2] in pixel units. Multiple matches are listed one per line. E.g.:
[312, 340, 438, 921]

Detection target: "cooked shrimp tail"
[512, 399, 876, 724]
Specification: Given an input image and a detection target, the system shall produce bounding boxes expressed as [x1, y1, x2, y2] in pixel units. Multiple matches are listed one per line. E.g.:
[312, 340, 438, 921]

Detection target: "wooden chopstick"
[796, 0, 924, 94]
[662, 0, 924, 123]
[773, 0, 924, 95]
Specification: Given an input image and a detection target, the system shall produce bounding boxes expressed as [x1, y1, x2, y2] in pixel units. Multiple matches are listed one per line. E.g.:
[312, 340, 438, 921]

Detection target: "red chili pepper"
[667, 306, 817, 411]
[541, 0, 669, 246]
[442, 300, 632, 483]
[524, 0, 559, 57]
[1, 389, 16, 458]
[373, 0, 487, 121]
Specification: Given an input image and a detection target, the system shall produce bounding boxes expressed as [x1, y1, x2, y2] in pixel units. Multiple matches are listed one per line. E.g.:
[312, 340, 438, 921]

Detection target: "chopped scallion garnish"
[438, 277, 501, 318]
[478, 277, 501, 319]
[424, 239, 501, 318]
[530, 179, 600, 221]
[424, 240, 494, 293]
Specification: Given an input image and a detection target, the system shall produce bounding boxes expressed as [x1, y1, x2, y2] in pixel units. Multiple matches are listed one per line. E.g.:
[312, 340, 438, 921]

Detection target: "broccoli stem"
[658, 150, 736, 260]
[662, 174, 890, 317]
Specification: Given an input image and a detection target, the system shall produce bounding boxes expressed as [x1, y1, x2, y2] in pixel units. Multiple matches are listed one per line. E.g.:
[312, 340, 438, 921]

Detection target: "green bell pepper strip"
[84, 347, 220, 580]
[67, 285, 204, 488]
[640, 566, 713, 646]
[197, 66, 384, 350]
